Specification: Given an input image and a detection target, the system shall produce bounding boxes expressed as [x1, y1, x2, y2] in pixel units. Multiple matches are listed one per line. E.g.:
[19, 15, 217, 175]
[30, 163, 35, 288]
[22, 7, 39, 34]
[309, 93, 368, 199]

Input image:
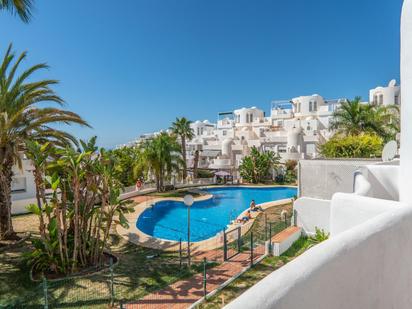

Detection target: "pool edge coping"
[116, 185, 295, 252]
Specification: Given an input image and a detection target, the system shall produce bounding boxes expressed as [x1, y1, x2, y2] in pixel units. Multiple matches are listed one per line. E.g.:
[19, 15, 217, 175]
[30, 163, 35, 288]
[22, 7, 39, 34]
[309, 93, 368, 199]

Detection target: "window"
[201, 127, 204, 135]
[306, 143, 316, 154]
[309, 101, 313, 112]
[250, 113, 253, 123]
[379, 94, 384, 105]
[11, 177, 26, 193]
[197, 127, 200, 135]
[395, 95, 399, 105]
[313, 101, 318, 111]
[373, 95, 378, 105]
[223, 130, 227, 136]
[278, 145, 286, 153]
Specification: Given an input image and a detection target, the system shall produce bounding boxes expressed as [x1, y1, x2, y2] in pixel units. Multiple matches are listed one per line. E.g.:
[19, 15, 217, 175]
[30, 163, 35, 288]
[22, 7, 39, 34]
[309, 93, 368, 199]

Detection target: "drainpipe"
[401, 0, 412, 203]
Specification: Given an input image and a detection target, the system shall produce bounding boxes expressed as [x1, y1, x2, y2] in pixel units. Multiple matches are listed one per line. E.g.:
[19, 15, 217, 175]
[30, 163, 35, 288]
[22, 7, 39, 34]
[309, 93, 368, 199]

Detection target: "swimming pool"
[136, 186, 297, 242]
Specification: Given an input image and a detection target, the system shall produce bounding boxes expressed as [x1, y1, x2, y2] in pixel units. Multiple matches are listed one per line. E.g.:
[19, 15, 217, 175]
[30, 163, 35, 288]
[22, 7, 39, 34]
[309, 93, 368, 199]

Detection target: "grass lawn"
[197, 237, 313, 308]
[0, 214, 211, 308]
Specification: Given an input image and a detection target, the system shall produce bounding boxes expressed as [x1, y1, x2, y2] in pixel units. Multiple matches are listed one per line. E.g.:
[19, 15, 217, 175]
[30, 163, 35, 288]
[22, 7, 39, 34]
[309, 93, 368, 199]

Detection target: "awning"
[215, 171, 231, 176]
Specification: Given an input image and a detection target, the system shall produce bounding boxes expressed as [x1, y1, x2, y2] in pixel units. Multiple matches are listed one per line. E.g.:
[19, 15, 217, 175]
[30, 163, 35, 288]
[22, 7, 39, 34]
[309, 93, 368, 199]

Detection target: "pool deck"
[116, 186, 294, 252]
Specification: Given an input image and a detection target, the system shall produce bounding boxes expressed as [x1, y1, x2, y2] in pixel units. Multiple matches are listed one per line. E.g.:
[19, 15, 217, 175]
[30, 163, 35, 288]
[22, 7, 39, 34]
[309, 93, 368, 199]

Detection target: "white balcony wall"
[226, 198, 412, 309]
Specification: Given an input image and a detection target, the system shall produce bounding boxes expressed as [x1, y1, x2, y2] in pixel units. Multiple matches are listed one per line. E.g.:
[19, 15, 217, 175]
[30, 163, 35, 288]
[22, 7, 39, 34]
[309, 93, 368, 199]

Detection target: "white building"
[11, 154, 36, 215]
[186, 95, 345, 177]
[369, 79, 401, 106]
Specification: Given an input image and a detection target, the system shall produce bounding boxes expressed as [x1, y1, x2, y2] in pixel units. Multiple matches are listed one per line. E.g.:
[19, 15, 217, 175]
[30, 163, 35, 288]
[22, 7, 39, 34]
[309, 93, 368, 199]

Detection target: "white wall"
[357, 165, 399, 201]
[225, 203, 412, 309]
[329, 193, 401, 236]
[11, 158, 37, 215]
[293, 197, 331, 235]
[401, 0, 412, 203]
[298, 159, 381, 200]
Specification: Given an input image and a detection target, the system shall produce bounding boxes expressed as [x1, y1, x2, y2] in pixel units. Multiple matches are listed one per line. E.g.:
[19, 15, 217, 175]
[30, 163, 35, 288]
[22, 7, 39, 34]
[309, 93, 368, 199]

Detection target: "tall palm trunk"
[181, 136, 187, 180]
[0, 155, 15, 240]
[193, 150, 199, 179]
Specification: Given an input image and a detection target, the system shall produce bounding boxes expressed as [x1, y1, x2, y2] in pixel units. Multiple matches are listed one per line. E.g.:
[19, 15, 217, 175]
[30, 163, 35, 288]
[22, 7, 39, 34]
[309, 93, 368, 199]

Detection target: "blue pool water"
[136, 186, 297, 242]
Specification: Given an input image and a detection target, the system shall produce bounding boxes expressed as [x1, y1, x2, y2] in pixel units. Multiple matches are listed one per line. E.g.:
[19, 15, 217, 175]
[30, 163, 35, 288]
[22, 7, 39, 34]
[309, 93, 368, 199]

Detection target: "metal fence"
[8, 208, 293, 309]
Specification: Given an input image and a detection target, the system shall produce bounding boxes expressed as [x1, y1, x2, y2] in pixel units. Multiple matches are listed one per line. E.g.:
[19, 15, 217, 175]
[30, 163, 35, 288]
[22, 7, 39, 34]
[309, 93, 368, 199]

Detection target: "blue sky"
[0, 0, 403, 148]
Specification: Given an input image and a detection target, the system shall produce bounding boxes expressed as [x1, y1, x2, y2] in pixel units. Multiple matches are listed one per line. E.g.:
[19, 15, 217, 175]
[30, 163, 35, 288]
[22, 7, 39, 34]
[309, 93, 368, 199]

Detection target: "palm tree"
[170, 117, 194, 180]
[0, 44, 89, 240]
[330, 97, 368, 136]
[140, 132, 182, 191]
[0, 0, 34, 23]
[330, 97, 400, 142]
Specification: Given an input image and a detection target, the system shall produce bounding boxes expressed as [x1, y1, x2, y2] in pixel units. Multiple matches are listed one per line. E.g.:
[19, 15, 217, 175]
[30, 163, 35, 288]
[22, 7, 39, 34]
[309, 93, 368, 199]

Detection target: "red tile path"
[123, 248, 265, 309]
[123, 194, 267, 308]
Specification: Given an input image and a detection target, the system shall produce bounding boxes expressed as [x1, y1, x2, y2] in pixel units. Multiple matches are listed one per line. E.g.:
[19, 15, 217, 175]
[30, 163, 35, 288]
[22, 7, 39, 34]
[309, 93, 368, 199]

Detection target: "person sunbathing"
[250, 199, 263, 212]
[236, 210, 252, 224]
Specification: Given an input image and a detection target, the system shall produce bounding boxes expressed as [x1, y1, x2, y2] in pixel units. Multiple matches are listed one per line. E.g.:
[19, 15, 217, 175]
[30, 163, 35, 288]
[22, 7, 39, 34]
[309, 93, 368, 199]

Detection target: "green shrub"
[239, 147, 280, 183]
[319, 133, 383, 158]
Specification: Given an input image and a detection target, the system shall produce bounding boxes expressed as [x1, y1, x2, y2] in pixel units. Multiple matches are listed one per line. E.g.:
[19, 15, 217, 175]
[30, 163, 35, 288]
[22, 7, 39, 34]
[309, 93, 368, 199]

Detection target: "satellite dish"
[382, 140, 398, 162]
[388, 79, 397, 87]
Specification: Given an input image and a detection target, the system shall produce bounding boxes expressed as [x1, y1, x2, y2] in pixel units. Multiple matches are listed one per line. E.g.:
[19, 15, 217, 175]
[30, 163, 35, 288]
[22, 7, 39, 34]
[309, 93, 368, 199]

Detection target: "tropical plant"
[319, 133, 383, 158]
[170, 117, 194, 180]
[308, 227, 329, 246]
[0, 44, 89, 240]
[239, 147, 280, 184]
[110, 145, 144, 187]
[0, 0, 34, 23]
[330, 97, 399, 142]
[284, 160, 298, 171]
[140, 132, 183, 191]
[26, 138, 135, 275]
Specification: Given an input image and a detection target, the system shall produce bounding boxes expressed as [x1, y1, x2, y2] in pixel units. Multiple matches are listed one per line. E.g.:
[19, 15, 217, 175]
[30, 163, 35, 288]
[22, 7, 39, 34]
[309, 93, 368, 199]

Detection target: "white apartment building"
[185, 81, 401, 176]
[186, 95, 345, 177]
[369, 79, 401, 106]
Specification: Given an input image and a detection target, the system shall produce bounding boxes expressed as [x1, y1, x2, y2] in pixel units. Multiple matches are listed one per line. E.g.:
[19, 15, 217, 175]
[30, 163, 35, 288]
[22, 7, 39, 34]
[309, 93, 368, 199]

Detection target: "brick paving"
[123, 248, 265, 309]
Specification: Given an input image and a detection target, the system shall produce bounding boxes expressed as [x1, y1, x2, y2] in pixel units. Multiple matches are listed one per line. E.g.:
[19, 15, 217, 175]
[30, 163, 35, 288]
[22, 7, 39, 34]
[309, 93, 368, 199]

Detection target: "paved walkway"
[123, 248, 265, 309]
